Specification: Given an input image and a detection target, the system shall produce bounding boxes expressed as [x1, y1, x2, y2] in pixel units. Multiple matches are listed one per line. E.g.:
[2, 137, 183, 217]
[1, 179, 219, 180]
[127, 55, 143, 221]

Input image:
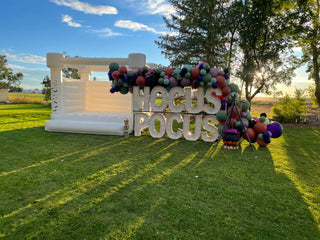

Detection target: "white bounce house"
[45, 52, 146, 135]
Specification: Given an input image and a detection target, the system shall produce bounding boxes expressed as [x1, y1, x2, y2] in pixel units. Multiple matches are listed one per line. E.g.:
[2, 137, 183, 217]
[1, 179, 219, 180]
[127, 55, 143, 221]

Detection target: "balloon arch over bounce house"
[45, 52, 283, 150]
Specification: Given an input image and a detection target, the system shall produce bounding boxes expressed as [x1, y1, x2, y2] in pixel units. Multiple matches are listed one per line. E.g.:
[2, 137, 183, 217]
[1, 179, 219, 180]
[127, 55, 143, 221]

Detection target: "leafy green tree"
[41, 75, 51, 101]
[155, 0, 238, 68]
[297, 0, 320, 105]
[236, 0, 300, 104]
[272, 89, 308, 123]
[156, 0, 300, 104]
[0, 55, 23, 89]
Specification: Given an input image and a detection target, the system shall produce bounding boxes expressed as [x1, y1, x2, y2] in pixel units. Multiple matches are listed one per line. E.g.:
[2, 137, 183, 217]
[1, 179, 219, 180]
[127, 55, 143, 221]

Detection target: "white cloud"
[1, 50, 46, 64]
[114, 20, 166, 34]
[7, 64, 48, 72]
[92, 28, 122, 37]
[146, 0, 175, 16]
[50, 0, 117, 15]
[62, 14, 82, 27]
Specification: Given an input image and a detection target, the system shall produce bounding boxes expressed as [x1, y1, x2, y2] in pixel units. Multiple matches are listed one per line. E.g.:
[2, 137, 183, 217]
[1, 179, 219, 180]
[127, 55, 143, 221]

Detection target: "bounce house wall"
[86, 81, 132, 113]
[62, 78, 86, 113]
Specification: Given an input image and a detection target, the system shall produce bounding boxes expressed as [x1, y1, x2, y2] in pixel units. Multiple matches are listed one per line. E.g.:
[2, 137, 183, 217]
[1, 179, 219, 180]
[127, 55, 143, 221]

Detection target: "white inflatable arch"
[45, 52, 146, 135]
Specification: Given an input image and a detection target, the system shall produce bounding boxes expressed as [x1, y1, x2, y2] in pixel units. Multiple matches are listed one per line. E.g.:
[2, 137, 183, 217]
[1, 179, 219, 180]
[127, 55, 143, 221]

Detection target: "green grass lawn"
[0, 104, 319, 239]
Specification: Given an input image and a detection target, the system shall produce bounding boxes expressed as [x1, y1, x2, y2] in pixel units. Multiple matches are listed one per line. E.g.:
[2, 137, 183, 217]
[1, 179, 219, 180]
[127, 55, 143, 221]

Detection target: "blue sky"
[1, 0, 313, 94]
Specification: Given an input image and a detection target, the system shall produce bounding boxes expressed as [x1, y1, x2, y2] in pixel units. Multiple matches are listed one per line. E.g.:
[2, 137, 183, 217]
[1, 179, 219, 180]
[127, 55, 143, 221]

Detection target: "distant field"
[9, 93, 50, 105]
[250, 97, 279, 118]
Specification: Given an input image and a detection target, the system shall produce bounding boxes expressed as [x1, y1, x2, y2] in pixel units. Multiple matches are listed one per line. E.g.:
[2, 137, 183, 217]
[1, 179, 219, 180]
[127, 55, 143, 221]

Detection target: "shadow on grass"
[0, 127, 319, 239]
[276, 127, 320, 231]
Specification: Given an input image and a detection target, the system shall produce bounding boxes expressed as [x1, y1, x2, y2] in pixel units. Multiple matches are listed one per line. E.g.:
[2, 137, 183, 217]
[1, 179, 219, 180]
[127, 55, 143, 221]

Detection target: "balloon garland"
[107, 62, 283, 147]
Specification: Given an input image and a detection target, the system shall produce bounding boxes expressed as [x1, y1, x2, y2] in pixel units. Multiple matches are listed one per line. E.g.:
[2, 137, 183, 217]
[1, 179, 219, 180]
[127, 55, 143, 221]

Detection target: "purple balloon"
[210, 68, 218, 77]
[241, 112, 247, 118]
[267, 122, 283, 138]
[169, 77, 178, 87]
[180, 77, 191, 87]
[110, 88, 115, 93]
[263, 131, 272, 139]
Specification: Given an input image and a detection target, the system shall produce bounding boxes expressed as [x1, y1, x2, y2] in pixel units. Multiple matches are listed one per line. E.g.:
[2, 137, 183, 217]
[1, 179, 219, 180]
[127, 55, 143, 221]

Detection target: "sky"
[1, 0, 313, 95]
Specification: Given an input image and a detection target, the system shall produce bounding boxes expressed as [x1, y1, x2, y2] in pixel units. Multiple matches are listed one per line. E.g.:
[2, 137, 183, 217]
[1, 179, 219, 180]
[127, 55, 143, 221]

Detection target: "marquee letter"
[133, 86, 150, 111]
[185, 87, 204, 113]
[149, 113, 166, 138]
[150, 86, 168, 112]
[166, 113, 183, 139]
[134, 113, 149, 136]
[204, 87, 221, 114]
[183, 115, 202, 141]
[201, 115, 219, 142]
[168, 87, 185, 112]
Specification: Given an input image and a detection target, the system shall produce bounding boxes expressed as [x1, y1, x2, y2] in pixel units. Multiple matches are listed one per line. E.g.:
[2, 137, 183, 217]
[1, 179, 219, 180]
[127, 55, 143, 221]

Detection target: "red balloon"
[242, 128, 256, 141]
[257, 138, 269, 147]
[227, 106, 240, 119]
[112, 71, 120, 80]
[190, 68, 200, 80]
[221, 86, 231, 96]
[136, 76, 146, 87]
[119, 66, 127, 74]
[216, 75, 226, 88]
[227, 117, 237, 128]
[254, 122, 267, 134]
[165, 68, 173, 77]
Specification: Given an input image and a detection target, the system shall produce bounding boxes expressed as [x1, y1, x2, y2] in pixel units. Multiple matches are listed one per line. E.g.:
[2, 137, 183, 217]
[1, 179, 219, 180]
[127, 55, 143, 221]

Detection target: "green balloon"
[200, 69, 207, 76]
[246, 114, 252, 120]
[199, 81, 204, 87]
[216, 110, 228, 122]
[118, 79, 123, 85]
[229, 83, 239, 93]
[207, 82, 213, 88]
[109, 62, 119, 71]
[258, 133, 264, 140]
[235, 121, 242, 128]
[164, 78, 170, 85]
[122, 82, 129, 87]
[203, 73, 212, 83]
[259, 116, 266, 122]
[158, 78, 164, 84]
[111, 82, 116, 88]
[183, 65, 192, 71]
[120, 87, 128, 94]
[211, 77, 217, 83]
[160, 71, 165, 77]
[203, 63, 210, 70]
[185, 72, 191, 79]
[241, 100, 250, 112]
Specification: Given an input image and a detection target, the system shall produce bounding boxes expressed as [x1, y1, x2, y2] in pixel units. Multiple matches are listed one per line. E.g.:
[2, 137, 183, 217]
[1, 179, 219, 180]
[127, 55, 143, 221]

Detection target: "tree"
[41, 75, 51, 101]
[156, 0, 300, 104]
[235, 0, 302, 104]
[155, 0, 238, 68]
[0, 55, 23, 89]
[297, 0, 320, 105]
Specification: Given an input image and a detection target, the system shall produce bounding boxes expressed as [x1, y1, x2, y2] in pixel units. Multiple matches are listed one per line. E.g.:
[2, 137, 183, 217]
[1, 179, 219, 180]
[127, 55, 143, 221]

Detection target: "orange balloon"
[242, 128, 256, 141]
[254, 122, 267, 134]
